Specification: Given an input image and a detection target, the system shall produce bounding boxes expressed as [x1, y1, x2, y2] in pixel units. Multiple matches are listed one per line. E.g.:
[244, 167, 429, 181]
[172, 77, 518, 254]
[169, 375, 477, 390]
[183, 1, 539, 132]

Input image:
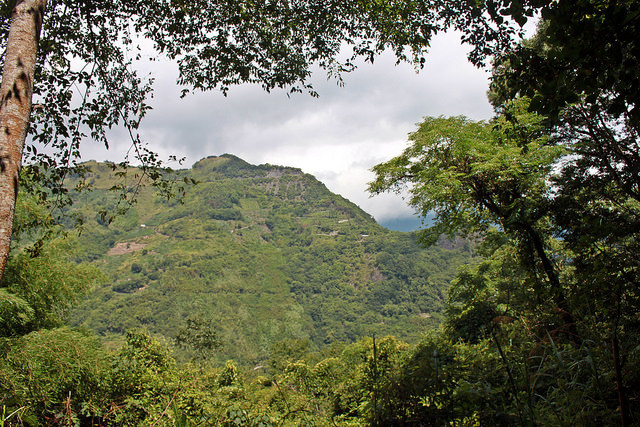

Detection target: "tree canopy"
[370, 5, 640, 418]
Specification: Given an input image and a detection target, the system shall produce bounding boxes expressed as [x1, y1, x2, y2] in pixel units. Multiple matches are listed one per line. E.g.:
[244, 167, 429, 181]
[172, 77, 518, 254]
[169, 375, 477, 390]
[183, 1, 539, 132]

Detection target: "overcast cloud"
[80, 31, 494, 225]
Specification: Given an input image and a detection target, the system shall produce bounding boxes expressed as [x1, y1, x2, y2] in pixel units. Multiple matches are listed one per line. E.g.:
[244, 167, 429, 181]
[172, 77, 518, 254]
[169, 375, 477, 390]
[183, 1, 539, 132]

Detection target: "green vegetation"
[4, 130, 634, 424]
[64, 155, 472, 365]
[368, 25, 640, 418]
[1, 0, 638, 423]
[0, 158, 478, 426]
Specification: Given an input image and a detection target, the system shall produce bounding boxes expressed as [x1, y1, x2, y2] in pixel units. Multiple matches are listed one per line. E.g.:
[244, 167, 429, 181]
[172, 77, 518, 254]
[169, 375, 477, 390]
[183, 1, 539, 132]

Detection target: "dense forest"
[1, 0, 639, 425]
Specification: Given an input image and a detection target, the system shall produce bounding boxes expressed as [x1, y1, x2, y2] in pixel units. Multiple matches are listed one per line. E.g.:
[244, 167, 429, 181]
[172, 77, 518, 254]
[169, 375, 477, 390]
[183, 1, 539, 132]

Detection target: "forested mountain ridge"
[68, 154, 474, 364]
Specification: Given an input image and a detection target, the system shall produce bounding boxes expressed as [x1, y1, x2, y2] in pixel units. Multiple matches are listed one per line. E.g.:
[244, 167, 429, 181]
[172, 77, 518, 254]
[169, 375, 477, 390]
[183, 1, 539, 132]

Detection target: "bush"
[0, 327, 110, 424]
[112, 279, 143, 293]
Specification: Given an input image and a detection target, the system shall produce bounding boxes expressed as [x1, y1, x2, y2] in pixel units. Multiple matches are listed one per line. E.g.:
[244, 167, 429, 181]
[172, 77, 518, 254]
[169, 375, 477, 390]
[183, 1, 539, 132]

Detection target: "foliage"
[370, 98, 579, 335]
[369, 2, 640, 405]
[107, 329, 180, 425]
[0, 235, 102, 337]
[175, 314, 222, 363]
[370, 78, 640, 425]
[371, 99, 562, 243]
[67, 155, 474, 365]
[490, 0, 640, 123]
[0, 327, 110, 425]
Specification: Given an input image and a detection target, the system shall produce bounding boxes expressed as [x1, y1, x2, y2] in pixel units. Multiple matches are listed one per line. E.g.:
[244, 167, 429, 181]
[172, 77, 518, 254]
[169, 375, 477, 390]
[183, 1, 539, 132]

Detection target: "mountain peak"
[192, 154, 305, 180]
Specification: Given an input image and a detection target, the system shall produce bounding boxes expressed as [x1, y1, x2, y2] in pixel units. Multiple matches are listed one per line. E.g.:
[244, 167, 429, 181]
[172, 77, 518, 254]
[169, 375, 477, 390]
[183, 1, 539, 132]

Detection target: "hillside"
[68, 155, 474, 364]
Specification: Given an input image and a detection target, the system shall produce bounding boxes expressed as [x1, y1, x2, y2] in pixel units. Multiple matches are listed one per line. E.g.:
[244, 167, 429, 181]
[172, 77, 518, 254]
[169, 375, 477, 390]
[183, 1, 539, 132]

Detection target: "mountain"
[67, 154, 475, 364]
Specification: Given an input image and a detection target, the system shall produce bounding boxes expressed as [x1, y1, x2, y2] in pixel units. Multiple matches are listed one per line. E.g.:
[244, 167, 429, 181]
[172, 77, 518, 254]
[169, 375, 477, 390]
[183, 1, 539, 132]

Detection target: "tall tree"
[490, 17, 640, 421]
[370, 95, 640, 421]
[0, 0, 44, 281]
[372, 6, 640, 411]
[368, 99, 580, 338]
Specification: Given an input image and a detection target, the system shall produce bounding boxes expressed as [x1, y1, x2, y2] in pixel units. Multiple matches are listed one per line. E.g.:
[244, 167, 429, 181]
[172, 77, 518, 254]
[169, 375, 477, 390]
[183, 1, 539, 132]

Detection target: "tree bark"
[0, 0, 46, 281]
[612, 333, 629, 427]
[519, 221, 581, 343]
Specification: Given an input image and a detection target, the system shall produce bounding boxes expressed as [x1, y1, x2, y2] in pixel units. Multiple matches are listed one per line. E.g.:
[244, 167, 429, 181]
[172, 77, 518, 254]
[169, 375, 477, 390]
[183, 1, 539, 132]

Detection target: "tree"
[370, 94, 640, 422]
[0, 0, 44, 282]
[175, 313, 222, 363]
[491, 0, 640, 123]
[0, 236, 100, 336]
[489, 18, 640, 423]
[369, 98, 580, 338]
[0, 327, 110, 423]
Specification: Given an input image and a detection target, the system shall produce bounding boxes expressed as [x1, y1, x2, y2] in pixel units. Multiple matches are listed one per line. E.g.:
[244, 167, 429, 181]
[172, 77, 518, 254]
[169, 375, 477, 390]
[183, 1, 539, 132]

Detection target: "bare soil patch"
[107, 241, 147, 256]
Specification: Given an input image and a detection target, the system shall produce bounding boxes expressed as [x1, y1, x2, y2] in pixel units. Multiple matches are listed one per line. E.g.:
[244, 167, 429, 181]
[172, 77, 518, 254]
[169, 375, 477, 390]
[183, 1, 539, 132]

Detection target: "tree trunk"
[0, 0, 46, 281]
[519, 221, 581, 343]
[612, 333, 629, 426]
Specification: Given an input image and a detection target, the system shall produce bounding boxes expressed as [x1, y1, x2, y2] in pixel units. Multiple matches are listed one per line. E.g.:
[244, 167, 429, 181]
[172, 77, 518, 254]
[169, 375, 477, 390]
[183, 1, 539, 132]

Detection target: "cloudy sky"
[81, 31, 495, 227]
